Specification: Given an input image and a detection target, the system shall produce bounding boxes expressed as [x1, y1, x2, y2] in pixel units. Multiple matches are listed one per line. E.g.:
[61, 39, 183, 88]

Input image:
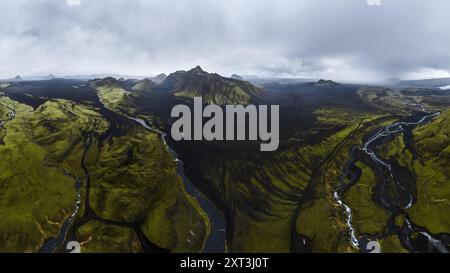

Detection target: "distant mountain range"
[1, 75, 24, 82]
[0, 73, 148, 82]
[394, 77, 450, 89]
[5, 71, 450, 92]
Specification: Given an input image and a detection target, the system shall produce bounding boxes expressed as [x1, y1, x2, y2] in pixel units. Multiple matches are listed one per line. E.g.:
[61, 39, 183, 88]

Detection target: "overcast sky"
[1, 0, 450, 81]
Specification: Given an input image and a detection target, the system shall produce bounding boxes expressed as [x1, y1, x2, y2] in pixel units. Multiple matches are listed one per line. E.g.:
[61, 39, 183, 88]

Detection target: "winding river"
[39, 170, 82, 253]
[5, 98, 224, 252]
[129, 117, 226, 253]
[0, 101, 83, 253]
[67, 132, 169, 253]
[335, 104, 448, 253]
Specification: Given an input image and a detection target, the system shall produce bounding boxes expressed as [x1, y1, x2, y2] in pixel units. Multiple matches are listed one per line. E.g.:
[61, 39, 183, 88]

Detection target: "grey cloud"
[0, 0, 450, 81]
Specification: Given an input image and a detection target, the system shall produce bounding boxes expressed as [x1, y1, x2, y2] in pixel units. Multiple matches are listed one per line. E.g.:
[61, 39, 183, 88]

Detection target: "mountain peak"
[11, 75, 23, 82]
[314, 79, 340, 86]
[162, 67, 262, 105]
[150, 73, 167, 84]
[191, 65, 205, 73]
[132, 78, 156, 92]
[89, 77, 120, 88]
[231, 74, 244, 80]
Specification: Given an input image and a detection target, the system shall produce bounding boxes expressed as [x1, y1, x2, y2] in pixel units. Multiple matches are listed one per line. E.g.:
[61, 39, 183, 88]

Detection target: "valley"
[0, 68, 449, 253]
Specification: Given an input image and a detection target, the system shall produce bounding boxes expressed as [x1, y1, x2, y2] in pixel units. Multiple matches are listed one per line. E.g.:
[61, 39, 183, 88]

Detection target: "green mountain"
[161, 66, 262, 105]
[132, 78, 156, 92]
[89, 77, 136, 113]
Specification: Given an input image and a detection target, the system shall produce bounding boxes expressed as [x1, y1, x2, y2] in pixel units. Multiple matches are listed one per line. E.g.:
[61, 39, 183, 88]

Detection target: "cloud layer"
[1, 0, 450, 81]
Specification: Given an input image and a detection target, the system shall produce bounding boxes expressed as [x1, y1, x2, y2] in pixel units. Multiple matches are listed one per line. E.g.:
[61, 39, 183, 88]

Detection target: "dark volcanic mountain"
[314, 79, 340, 87]
[160, 66, 262, 105]
[11, 75, 23, 82]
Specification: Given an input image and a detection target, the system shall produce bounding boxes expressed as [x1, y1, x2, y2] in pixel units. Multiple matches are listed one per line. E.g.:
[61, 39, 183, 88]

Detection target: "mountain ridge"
[160, 66, 263, 105]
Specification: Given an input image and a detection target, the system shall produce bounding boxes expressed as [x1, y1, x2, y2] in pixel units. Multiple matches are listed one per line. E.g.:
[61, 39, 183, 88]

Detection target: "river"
[0, 101, 83, 253]
[129, 117, 226, 253]
[39, 170, 82, 253]
[335, 104, 448, 253]
[66, 132, 169, 253]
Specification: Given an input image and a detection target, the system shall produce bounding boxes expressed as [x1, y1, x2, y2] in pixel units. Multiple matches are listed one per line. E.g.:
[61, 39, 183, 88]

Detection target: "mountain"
[396, 77, 450, 89]
[10, 75, 23, 82]
[42, 74, 56, 80]
[90, 76, 120, 88]
[231, 74, 244, 80]
[400, 87, 449, 96]
[151, 73, 167, 84]
[314, 79, 340, 87]
[161, 66, 262, 105]
[132, 78, 156, 92]
[59, 74, 146, 81]
[89, 77, 135, 113]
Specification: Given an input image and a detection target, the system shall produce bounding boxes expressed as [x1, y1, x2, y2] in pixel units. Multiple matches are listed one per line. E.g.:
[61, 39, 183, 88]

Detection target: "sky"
[1, 0, 450, 82]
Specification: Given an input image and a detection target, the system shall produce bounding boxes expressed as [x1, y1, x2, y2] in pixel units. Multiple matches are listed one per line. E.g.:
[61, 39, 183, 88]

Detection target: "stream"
[129, 117, 226, 253]
[0, 100, 84, 253]
[2, 89, 170, 253]
[335, 104, 448, 253]
[0, 107, 16, 128]
[39, 171, 82, 253]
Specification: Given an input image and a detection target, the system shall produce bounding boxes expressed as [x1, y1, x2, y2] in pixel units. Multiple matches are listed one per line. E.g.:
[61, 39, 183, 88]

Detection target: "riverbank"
[129, 117, 226, 253]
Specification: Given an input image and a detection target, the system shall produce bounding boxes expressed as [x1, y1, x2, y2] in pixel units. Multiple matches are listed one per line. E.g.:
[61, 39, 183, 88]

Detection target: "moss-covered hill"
[0, 95, 208, 253]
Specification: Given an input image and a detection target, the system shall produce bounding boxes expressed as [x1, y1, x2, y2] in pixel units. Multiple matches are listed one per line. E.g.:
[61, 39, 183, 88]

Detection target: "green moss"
[1, 97, 208, 253]
[97, 86, 134, 112]
[84, 123, 208, 252]
[379, 235, 408, 253]
[0, 99, 85, 252]
[90, 79, 137, 114]
[344, 163, 390, 235]
[232, 207, 293, 253]
[389, 110, 450, 234]
[77, 221, 141, 253]
[409, 159, 450, 234]
[295, 115, 396, 252]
